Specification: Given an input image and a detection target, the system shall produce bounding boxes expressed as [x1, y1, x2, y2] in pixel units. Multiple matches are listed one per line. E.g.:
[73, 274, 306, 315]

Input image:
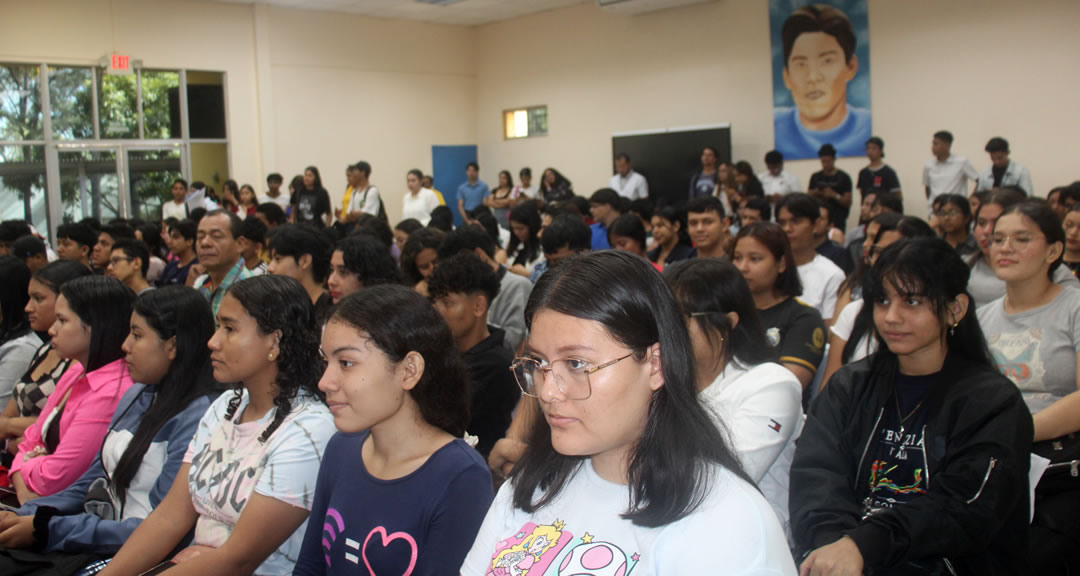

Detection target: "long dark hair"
[506, 202, 541, 266]
[842, 217, 936, 363]
[401, 228, 445, 286]
[512, 251, 752, 527]
[734, 161, 765, 198]
[60, 276, 134, 371]
[862, 237, 993, 370]
[731, 222, 802, 298]
[303, 166, 326, 194]
[328, 285, 469, 436]
[998, 199, 1065, 280]
[654, 205, 692, 248]
[664, 259, 775, 371]
[0, 255, 31, 346]
[838, 212, 901, 297]
[111, 287, 220, 508]
[222, 275, 325, 442]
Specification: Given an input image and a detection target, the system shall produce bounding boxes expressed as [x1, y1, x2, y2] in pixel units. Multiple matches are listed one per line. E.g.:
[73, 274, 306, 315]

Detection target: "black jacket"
[790, 352, 1033, 575]
[463, 326, 520, 459]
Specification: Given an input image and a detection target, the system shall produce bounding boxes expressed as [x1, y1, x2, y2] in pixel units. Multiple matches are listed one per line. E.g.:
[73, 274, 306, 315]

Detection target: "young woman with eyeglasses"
[792, 237, 1032, 575]
[461, 251, 795, 575]
[977, 199, 1080, 573]
[935, 194, 977, 256]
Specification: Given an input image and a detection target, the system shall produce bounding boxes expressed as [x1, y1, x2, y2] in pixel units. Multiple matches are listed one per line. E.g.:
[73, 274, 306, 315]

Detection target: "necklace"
[895, 393, 924, 445]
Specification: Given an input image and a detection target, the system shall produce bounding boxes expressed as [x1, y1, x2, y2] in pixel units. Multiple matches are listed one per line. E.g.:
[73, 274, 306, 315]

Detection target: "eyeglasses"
[989, 233, 1044, 249]
[510, 352, 636, 400]
[934, 209, 962, 219]
[108, 256, 133, 267]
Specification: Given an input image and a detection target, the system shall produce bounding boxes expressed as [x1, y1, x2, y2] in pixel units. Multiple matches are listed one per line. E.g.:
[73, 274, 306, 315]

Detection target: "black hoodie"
[463, 326, 520, 459]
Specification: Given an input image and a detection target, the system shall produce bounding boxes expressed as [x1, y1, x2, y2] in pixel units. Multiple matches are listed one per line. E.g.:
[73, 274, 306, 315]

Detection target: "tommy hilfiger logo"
[768, 419, 782, 433]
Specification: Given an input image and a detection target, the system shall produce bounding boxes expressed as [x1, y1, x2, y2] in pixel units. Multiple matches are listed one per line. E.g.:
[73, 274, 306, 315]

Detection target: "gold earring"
[949, 321, 959, 337]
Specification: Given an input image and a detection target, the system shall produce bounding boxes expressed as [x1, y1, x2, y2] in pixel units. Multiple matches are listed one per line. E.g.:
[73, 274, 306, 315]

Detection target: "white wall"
[473, 0, 1080, 223]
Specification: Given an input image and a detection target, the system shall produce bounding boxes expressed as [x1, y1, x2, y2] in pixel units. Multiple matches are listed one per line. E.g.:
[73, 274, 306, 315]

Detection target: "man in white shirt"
[759, 150, 801, 206]
[162, 179, 188, 221]
[609, 153, 649, 201]
[922, 130, 978, 202]
[976, 137, 1033, 196]
[344, 161, 381, 222]
[258, 172, 291, 210]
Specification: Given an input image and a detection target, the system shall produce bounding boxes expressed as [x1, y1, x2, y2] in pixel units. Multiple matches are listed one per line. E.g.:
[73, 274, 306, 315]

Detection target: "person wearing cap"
[12, 235, 48, 274]
[856, 136, 901, 201]
[976, 137, 1033, 196]
[588, 188, 623, 251]
[808, 143, 853, 231]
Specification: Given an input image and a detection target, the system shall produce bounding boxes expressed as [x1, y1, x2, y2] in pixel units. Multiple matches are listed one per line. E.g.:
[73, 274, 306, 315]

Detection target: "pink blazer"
[11, 358, 134, 496]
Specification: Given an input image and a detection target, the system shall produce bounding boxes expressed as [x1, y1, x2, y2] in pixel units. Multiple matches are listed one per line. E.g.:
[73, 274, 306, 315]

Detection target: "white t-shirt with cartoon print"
[183, 390, 336, 576]
[460, 459, 796, 576]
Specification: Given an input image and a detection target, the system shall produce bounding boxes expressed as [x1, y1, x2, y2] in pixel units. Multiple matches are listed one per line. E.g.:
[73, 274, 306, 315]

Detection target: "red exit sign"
[102, 53, 136, 75]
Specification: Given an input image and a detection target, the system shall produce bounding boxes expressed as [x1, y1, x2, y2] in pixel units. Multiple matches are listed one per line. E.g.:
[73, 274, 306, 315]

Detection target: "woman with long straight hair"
[293, 285, 493, 574]
[977, 199, 1080, 572]
[0, 261, 90, 459]
[791, 237, 1032, 575]
[664, 258, 803, 541]
[0, 256, 36, 408]
[461, 251, 795, 575]
[9, 276, 135, 503]
[99, 275, 335, 576]
[504, 201, 543, 278]
[0, 286, 221, 570]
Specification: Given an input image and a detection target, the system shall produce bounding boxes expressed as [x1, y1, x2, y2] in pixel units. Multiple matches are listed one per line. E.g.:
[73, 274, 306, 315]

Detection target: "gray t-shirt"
[967, 257, 1080, 308]
[977, 287, 1080, 414]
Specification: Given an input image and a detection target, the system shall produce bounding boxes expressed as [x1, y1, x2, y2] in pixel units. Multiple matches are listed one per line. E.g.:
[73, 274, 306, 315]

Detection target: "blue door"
[432, 145, 477, 227]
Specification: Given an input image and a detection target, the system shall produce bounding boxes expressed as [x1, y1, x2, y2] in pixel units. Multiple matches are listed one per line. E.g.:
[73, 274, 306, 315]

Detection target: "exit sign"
[101, 53, 137, 75]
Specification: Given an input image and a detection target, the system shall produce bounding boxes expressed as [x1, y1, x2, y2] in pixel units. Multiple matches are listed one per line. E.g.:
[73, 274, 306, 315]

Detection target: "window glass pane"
[48, 67, 93, 139]
[0, 145, 48, 239]
[98, 72, 138, 139]
[59, 149, 121, 223]
[0, 65, 43, 141]
[141, 71, 180, 139]
[187, 71, 226, 139]
[129, 148, 183, 221]
[503, 106, 547, 140]
[528, 106, 548, 136]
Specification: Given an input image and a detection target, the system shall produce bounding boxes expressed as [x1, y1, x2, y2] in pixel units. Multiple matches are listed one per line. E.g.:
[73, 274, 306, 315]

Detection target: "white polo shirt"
[609, 170, 649, 201]
[759, 170, 801, 198]
[922, 154, 978, 201]
[796, 253, 845, 320]
[976, 160, 1033, 196]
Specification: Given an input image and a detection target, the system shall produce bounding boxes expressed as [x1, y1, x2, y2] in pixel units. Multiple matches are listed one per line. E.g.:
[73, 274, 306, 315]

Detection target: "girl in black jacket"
[791, 237, 1033, 575]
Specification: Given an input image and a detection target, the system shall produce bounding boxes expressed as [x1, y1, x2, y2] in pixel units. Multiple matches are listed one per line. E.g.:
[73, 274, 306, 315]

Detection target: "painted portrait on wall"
[770, 0, 871, 160]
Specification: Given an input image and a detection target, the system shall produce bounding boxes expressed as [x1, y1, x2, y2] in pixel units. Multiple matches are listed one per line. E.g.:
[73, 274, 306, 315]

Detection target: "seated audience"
[813, 202, 855, 275]
[0, 257, 35, 408]
[869, 191, 903, 219]
[647, 205, 696, 267]
[607, 213, 661, 270]
[91, 225, 134, 273]
[739, 195, 771, 228]
[529, 214, 591, 283]
[12, 235, 47, 275]
[267, 225, 334, 324]
[10, 277, 135, 503]
[237, 217, 268, 276]
[686, 196, 731, 260]
[159, 220, 198, 287]
[0, 261, 90, 458]
[295, 285, 492, 574]
[189, 210, 253, 317]
[791, 237, 1032, 575]
[0, 287, 220, 568]
[98, 275, 335, 576]
[935, 193, 977, 256]
[427, 205, 454, 233]
[254, 202, 286, 231]
[327, 233, 399, 304]
[733, 160, 766, 200]
[107, 239, 154, 295]
[461, 251, 795, 574]
[587, 188, 622, 251]
[55, 224, 97, 270]
[401, 228, 446, 294]
[1063, 203, 1080, 277]
[976, 199, 1080, 572]
[0, 221, 32, 256]
[777, 194, 845, 320]
[428, 253, 520, 458]
[967, 188, 1077, 307]
[731, 222, 825, 391]
[822, 216, 935, 387]
[537, 167, 573, 204]
[393, 218, 423, 254]
[845, 190, 878, 264]
[503, 202, 544, 278]
[665, 258, 802, 540]
[437, 226, 531, 352]
[832, 213, 901, 321]
[133, 224, 167, 283]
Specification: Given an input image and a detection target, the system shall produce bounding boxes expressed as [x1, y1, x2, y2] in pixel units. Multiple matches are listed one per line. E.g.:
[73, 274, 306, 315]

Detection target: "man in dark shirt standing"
[428, 252, 520, 458]
[808, 144, 853, 231]
[856, 136, 902, 200]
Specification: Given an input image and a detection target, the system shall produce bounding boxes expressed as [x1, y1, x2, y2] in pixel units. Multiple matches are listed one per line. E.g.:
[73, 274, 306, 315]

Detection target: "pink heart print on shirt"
[362, 526, 418, 576]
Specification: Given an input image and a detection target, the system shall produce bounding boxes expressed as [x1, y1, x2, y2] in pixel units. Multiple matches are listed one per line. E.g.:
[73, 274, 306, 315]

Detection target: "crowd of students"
[0, 130, 1077, 575]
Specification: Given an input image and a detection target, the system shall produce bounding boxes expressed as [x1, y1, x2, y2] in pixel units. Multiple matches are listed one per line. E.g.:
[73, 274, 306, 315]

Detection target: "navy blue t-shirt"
[293, 431, 494, 576]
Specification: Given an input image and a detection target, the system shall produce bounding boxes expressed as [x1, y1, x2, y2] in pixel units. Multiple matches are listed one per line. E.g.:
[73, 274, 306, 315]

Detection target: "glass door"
[55, 145, 124, 224]
[126, 146, 184, 222]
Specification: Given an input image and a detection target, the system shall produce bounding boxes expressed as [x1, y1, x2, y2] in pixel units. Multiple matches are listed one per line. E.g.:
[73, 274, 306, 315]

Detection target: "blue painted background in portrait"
[770, 0, 871, 159]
